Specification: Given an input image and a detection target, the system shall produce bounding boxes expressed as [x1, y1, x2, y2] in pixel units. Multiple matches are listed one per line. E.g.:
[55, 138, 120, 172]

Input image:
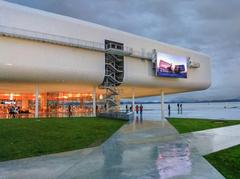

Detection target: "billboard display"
[156, 52, 187, 78]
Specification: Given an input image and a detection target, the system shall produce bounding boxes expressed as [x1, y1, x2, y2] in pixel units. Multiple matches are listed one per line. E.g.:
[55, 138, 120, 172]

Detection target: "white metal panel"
[0, 37, 105, 84]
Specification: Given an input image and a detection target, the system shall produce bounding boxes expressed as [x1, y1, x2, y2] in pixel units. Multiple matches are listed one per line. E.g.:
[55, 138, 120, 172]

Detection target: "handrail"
[0, 25, 105, 51]
[105, 71, 122, 81]
[106, 58, 124, 70]
[108, 53, 124, 62]
[105, 74, 122, 84]
[106, 63, 123, 73]
[0, 25, 152, 60]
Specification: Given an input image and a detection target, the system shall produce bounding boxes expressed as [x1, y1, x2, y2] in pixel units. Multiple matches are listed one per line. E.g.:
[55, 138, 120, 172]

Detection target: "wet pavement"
[1, 119, 239, 179]
[184, 124, 240, 156]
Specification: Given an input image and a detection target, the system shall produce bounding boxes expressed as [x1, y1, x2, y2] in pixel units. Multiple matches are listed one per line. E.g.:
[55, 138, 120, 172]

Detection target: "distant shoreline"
[120, 100, 240, 105]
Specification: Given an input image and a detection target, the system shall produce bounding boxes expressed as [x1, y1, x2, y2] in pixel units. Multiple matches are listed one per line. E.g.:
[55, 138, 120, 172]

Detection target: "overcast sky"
[5, 0, 240, 101]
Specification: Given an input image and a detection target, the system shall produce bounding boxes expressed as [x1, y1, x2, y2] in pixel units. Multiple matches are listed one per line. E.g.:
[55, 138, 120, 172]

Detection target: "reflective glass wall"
[0, 92, 104, 118]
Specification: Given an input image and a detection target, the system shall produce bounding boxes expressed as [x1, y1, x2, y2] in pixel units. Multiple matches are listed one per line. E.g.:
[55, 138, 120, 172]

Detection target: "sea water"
[121, 102, 240, 120]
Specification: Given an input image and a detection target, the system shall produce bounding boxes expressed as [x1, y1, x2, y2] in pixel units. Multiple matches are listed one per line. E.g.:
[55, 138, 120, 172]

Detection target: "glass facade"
[0, 92, 104, 118]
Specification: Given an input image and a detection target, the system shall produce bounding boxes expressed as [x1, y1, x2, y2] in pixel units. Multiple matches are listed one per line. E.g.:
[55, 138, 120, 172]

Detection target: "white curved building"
[0, 1, 211, 118]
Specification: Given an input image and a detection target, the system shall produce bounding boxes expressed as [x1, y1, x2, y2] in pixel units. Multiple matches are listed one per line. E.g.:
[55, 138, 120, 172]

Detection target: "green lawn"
[0, 117, 125, 161]
[167, 118, 240, 133]
[204, 145, 240, 179]
[168, 118, 240, 178]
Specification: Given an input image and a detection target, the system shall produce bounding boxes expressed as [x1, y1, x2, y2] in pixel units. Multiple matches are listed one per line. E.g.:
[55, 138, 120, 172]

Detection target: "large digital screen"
[156, 52, 187, 78]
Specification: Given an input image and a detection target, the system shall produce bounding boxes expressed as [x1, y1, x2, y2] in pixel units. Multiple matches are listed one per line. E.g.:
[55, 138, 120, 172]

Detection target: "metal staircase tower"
[99, 40, 125, 112]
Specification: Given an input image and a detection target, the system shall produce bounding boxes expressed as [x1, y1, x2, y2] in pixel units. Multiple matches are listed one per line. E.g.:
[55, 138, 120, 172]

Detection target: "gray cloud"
[4, 0, 240, 101]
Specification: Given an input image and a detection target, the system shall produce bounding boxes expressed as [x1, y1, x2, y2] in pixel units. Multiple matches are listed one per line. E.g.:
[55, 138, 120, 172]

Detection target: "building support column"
[93, 87, 96, 117]
[161, 91, 165, 120]
[35, 85, 39, 119]
[132, 88, 135, 113]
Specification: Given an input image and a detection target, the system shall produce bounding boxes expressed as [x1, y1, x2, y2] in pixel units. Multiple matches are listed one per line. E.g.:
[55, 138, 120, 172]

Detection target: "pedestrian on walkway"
[180, 103, 183, 114]
[126, 105, 128, 113]
[136, 105, 139, 114]
[168, 104, 171, 116]
[9, 106, 15, 118]
[68, 105, 72, 117]
[104, 104, 107, 111]
[140, 104, 143, 115]
[96, 105, 98, 113]
[177, 103, 180, 114]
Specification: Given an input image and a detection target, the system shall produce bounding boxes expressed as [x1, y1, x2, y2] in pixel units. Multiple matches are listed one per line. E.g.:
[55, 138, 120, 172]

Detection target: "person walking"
[177, 103, 180, 114]
[125, 105, 128, 113]
[68, 105, 72, 117]
[96, 105, 98, 113]
[140, 104, 143, 115]
[104, 103, 107, 111]
[9, 106, 15, 118]
[168, 104, 171, 116]
[136, 105, 139, 114]
[180, 103, 183, 114]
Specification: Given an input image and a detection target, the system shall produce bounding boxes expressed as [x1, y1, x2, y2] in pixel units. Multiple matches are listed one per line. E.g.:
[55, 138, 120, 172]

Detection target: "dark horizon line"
[120, 99, 240, 104]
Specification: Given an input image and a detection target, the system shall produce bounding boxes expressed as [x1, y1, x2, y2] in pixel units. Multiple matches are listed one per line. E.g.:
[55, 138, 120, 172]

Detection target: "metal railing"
[0, 25, 105, 51]
[0, 25, 152, 60]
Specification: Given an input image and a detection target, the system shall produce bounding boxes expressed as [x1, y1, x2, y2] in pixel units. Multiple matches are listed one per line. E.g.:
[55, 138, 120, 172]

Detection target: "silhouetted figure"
[9, 106, 15, 118]
[177, 103, 180, 114]
[136, 105, 139, 114]
[140, 104, 143, 115]
[130, 105, 133, 112]
[96, 105, 98, 113]
[168, 104, 171, 116]
[125, 104, 128, 113]
[104, 104, 107, 111]
[68, 105, 72, 117]
[180, 103, 183, 114]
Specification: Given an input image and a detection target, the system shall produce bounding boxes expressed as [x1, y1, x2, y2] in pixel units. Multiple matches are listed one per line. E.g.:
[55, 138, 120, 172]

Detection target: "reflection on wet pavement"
[156, 143, 191, 179]
[0, 117, 233, 179]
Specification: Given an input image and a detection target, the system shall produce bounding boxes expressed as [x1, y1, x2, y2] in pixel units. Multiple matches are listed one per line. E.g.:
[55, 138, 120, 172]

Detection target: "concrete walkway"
[184, 124, 240, 155]
[1, 120, 239, 179]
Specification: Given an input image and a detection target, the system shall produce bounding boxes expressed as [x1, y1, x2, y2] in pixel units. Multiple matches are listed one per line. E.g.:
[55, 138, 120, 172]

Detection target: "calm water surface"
[121, 102, 240, 120]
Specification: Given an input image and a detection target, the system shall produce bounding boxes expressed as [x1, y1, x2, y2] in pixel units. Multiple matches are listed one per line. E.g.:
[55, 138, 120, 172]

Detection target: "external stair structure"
[99, 40, 125, 112]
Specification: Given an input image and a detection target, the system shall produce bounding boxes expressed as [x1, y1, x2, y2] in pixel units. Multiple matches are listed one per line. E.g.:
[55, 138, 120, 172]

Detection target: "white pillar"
[93, 87, 96, 117]
[132, 88, 135, 112]
[35, 85, 39, 118]
[161, 91, 165, 120]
